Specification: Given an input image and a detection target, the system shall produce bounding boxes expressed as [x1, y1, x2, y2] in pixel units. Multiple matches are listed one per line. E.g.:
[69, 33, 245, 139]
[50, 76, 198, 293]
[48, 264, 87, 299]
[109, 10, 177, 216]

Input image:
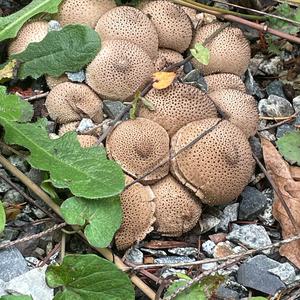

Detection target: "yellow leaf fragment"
[152, 71, 176, 90]
[0, 59, 17, 83]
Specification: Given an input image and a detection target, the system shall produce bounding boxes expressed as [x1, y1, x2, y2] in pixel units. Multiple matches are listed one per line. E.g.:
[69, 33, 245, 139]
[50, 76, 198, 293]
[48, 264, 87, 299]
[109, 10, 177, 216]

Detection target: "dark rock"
[0, 169, 11, 193]
[276, 124, 294, 139]
[0, 247, 29, 282]
[8, 156, 28, 173]
[183, 61, 193, 74]
[216, 203, 239, 232]
[103, 100, 129, 120]
[239, 186, 267, 220]
[1, 227, 19, 241]
[3, 184, 25, 204]
[249, 136, 262, 160]
[293, 95, 300, 113]
[216, 285, 240, 300]
[244, 69, 265, 99]
[258, 95, 294, 117]
[237, 255, 286, 295]
[181, 69, 207, 92]
[124, 247, 143, 265]
[266, 80, 285, 98]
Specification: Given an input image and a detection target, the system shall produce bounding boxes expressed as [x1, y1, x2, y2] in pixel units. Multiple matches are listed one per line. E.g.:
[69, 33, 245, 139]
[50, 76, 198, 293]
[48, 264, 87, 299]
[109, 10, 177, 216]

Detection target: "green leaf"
[0, 201, 5, 234]
[249, 297, 268, 300]
[41, 179, 62, 205]
[0, 0, 63, 42]
[0, 60, 18, 83]
[46, 254, 135, 300]
[164, 275, 225, 300]
[0, 93, 124, 199]
[0, 296, 33, 300]
[12, 25, 101, 79]
[130, 91, 141, 120]
[190, 43, 210, 66]
[277, 131, 300, 166]
[60, 196, 122, 247]
[141, 97, 155, 111]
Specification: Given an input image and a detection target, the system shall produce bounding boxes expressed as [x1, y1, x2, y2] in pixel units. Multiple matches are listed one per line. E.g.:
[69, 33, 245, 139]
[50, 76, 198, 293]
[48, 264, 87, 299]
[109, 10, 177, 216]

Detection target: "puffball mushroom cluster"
[9, 0, 259, 250]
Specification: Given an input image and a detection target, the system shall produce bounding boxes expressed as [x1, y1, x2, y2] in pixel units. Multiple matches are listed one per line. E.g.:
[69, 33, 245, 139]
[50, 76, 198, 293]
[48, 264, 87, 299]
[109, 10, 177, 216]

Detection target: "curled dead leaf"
[262, 138, 300, 268]
[152, 71, 176, 90]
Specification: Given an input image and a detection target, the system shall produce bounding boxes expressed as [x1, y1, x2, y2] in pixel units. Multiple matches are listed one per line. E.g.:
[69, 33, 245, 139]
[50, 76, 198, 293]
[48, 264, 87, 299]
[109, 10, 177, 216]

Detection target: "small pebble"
[48, 20, 61, 31]
[168, 247, 198, 257]
[202, 262, 218, 271]
[3, 186, 25, 204]
[259, 56, 282, 75]
[244, 69, 265, 98]
[154, 256, 195, 265]
[182, 69, 207, 92]
[249, 136, 263, 160]
[268, 262, 296, 285]
[103, 100, 128, 120]
[293, 95, 300, 113]
[259, 189, 275, 226]
[160, 268, 186, 279]
[266, 80, 285, 98]
[213, 242, 234, 258]
[66, 70, 86, 83]
[124, 247, 144, 265]
[76, 118, 95, 134]
[0, 169, 12, 193]
[216, 203, 239, 232]
[141, 248, 167, 257]
[183, 61, 193, 74]
[8, 156, 28, 173]
[258, 95, 294, 117]
[209, 233, 227, 244]
[276, 124, 294, 139]
[202, 240, 216, 257]
[198, 214, 220, 233]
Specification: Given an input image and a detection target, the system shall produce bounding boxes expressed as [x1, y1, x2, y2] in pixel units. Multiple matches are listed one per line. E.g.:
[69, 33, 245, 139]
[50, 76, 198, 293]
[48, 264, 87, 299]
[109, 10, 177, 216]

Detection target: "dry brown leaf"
[152, 71, 176, 90]
[262, 138, 300, 268]
[290, 166, 300, 181]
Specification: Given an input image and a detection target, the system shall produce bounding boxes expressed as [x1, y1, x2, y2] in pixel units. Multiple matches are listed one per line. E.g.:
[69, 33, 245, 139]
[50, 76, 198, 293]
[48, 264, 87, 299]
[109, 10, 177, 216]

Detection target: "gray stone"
[0, 247, 29, 282]
[293, 95, 300, 113]
[168, 247, 198, 257]
[3, 185, 25, 204]
[66, 70, 86, 82]
[48, 20, 61, 31]
[103, 100, 128, 120]
[183, 61, 193, 74]
[266, 80, 285, 98]
[268, 262, 296, 285]
[160, 268, 186, 279]
[248, 53, 265, 75]
[31, 207, 47, 219]
[0, 279, 5, 296]
[258, 95, 294, 117]
[249, 136, 263, 160]
[202, 240, 216, 257]
[238, 186, 267, 220]
[141, 248, 167, 257]
[154, 256, 195, 265]
[259, 56, 282, 75]
[0, 169, 11, 193]
[8, 156, 28, 173]
[4, 266, 53, 300]
[1, 227, 19, 241]
[124, 247, 143, 265]
[237, 255, 286, 295]
[245, 69, 265, 98]
[182, 69, 207, 92]
[276, 123, 294, 139]
[259, 189, 275, 226]
[216, 203, 239, 232]
[216, 285, 240, 300]
[228, 224, 271, 249]
[202, 262, 218, 271]
[199, 214, 220, 233]
[76, 118, 95, 134]
[46, 121, 55, 133]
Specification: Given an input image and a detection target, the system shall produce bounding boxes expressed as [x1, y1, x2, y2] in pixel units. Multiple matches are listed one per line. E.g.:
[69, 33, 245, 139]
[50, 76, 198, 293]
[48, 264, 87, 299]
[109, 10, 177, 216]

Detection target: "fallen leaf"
[0, 59, 17, 83]
[190, 43, 210, 65]
[277, 131, 300, 166]
[152, 71, 176, 90]
[290, 166, 300, 181]
[262, 138, 300, 268]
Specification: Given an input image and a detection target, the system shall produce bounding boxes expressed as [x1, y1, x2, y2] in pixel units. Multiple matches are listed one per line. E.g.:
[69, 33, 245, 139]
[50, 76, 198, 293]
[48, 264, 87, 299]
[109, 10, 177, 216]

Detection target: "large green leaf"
[0, 92, 125, 199]
[0, 296, 33, 300]
[61, 196, 122, 247]
[46, 254, 135, 300]
[0, 0, 63, 42]
[277, 131, 300, 166]
[12, 25, 101, 79]
[0, 201, 5, 234]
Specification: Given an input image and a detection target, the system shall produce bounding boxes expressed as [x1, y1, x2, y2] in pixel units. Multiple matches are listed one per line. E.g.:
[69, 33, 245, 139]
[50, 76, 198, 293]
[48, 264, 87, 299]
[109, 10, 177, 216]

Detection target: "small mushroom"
[115, 176, 156, 250]
[56, 0, 116, 28]
[191, 22, 250, 76]
[171, 118, 255, 205]
[106, 118, 170, 184]
[45, 74, 69, 89]
[140, 0, 193, 53]
[8, 21, 48, 55]
[139, 82, 218, 136]
[154, 48, 184, 72]
[45, 82, 103, 124]
[152, 175, 202, 236]
[86, 40, 154, 101]
[77, 135, 98, 148]
[58, 121, 79, 136]
[205, 73, 246, 93]
[95, 6, 159, 59]
[209, 88, 258, 137]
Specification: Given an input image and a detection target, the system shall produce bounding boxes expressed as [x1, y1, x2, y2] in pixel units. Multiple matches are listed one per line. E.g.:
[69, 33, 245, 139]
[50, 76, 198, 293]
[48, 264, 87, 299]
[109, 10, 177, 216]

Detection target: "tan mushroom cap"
[154, 48, 184, 72]
[152, 175, 202, 236]
[209, 88, 258, 137]
[8, 21, 48, 56]
[95, 6, 159, 59]
[45, 82, 103, 124]
[86, 40, 154, 101]
[106, 118, 170, 184]
[140, 0, 193, 53]
[77, 135, 98, 147]
[58, 121, 79, 136]
[56, 0, 116, 28]
[139, 82, 218, 136]
[171, 118, 255, 205]
[191, 22, 250, 76]
[205, 73, 246, 93]
[115, 176, 156, 250]
[45, 74, 69, 90]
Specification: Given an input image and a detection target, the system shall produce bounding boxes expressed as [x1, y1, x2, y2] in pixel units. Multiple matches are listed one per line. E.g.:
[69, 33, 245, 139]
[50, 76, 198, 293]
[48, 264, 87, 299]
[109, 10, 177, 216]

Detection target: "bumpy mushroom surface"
[140, 0, 193, 52]
[139, 83, 218, 136]
[45, 82, 103, 124]
[115, 176, 156, 250]
[152, 175, 202, 236]
[86, 40, 154, 101]
[58, 121, 79, 136]
[56, 0, 116, 28]
[95, 6, 159, 59]
[106, 118, 170, 184]
[154, 48, 184, 72]
[8, 21, 48, 55]
[171, 118, 255, 205]
[46, 74, 69, 90]
[209, 88, 258, 137]
[205, 73, 246, 93]
[191, 22, 250, 76]
[77, 135, 98, 148]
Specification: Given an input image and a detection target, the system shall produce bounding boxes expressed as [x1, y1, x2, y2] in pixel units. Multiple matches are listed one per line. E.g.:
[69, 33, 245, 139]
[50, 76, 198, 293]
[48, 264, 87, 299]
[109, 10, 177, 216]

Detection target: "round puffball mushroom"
[115, 176, 156, 250]
[154, 48, 184, 72]
[171, 118, 255, 205]
[140, 0, 193, 53]
[95, 6, 159, 59]
[45, 82, 103, 124]
[139, 83, 218, 136]
[77, 135, 98, 148]
[209, 88, 258, 137]
[152, 175, 202, 236]
[205, 73, 246, 93]
[45, 74, 69, 90]
[56, 0, 116, 28]
[191, 22, 250, 76]
[86, 40, 154, 101]
[106, 118, 170, 184]
[58, 121, 79, 136]
[8, 21, 48, 55]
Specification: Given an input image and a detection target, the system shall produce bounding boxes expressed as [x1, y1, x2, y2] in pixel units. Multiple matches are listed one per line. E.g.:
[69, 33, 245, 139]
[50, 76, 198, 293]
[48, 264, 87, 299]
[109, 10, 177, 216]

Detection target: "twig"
[125, 119, 223, 189]
[259, 115, 296, 120]
[22, 92, 49, 102]
[258, 113, 298, 131]
[39, 241, 61, 267]
[0, 222, 66, 250]
[60, 232, 66, 264]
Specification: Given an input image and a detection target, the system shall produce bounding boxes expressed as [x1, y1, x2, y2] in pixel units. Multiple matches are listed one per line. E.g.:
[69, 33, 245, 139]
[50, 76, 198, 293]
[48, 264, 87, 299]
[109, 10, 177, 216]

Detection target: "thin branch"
[258, 113, 298, 131]
[22, 92, 49, 102]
